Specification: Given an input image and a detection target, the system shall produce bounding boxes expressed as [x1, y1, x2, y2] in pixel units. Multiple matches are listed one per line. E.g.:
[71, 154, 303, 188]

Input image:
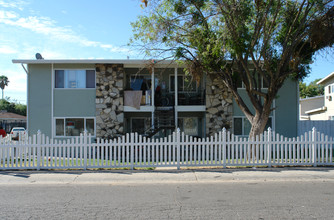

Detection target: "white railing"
[0, 128, 333, 170]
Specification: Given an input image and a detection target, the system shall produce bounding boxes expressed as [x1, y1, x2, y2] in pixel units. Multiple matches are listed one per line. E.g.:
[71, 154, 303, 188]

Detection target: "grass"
[1, 155, 333, 169]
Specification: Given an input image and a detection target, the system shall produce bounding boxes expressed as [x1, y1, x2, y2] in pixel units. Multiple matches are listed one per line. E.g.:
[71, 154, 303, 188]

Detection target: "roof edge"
[317, 72, 334, 85]
[12, 59, 179, 65]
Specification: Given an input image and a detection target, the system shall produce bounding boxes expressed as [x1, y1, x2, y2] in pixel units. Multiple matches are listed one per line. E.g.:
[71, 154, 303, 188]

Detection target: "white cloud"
[0, 45, 17, 54]
[0, 9, 131, 55]
[0, 0, 28, 11]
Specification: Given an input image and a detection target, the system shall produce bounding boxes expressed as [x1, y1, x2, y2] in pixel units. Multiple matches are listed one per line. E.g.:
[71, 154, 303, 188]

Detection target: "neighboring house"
[299, 96, 324, 120]
[301, 72, 334, 120]
[12, 59, 299, 139]
[0, 110, 26, 133]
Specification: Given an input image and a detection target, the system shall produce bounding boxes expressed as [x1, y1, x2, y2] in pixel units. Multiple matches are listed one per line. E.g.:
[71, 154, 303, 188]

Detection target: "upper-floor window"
[55, 70, 95, 88]
[170, 75, 197, 92]
[237, 75, 268, 89]
[328, 84, 334, 94]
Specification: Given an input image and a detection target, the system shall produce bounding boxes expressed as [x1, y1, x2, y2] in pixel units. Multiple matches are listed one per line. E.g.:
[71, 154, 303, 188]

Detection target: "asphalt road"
[0, 167, 334, 219]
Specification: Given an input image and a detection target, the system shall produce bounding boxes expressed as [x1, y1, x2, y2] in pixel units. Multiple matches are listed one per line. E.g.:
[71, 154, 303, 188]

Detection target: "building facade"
[13, 59, 299, 139]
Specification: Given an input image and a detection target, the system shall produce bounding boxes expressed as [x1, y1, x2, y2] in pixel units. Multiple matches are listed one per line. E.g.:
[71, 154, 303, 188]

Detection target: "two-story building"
[12, 59, 299, 139]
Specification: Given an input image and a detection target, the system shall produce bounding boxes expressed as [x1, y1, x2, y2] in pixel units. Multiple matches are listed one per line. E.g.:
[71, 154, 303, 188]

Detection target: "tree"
[0, 75, 9, 100]
[131, 0, 334, 137]
[299, 79, 324, 98]
[0, 98, 26, 116]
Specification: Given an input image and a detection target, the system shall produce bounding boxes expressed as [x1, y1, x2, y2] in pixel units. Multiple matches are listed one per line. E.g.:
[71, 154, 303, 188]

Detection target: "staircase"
[144, 106, 175, 138]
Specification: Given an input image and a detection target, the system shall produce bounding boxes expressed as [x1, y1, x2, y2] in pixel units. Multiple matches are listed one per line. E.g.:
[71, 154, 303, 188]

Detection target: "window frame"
[237, 76, 268, 89]
[130, 117, 152, 135]
[54, 117, 96, 137]
[169, 74, 197, 93]
[54, 69, 96, 89]
[178, 117, 199, 136]
[233, 116, 273, 136]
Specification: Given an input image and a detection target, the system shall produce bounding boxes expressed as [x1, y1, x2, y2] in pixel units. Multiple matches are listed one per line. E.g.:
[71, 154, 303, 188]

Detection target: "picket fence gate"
[0, 128, 333, 170]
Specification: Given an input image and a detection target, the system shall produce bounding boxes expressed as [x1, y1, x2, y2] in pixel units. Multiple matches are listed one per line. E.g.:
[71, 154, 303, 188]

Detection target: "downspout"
[297, 81, 300, 136]
[151, 67, 155, 128]
[51, 63, 54, 138]
[174, 67, 178, 130]
[21, 64, 29, 135]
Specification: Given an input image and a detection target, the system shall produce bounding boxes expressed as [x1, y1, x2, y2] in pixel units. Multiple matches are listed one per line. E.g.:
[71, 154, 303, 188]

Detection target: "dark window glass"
[86, 70, 95, 88]
[86, 119, 95, 135]
[233, 118, 242, 135]
[56, 119, 64, 136]
[262, 77, 269, 88]
[264, 118, 272, 131]
[55, 70, 64, 88]
[170, 76, 184, 92]
[65, 118, 84, 136]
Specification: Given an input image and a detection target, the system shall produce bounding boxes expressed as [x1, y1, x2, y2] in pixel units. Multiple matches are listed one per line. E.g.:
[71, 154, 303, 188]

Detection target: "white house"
[302, 72, 334, 120]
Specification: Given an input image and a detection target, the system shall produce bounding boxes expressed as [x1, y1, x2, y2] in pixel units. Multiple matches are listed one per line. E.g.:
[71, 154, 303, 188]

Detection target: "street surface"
[0, 167, 334, 219]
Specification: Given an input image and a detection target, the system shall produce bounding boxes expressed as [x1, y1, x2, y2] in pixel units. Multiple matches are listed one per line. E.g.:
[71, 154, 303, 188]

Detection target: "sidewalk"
[0, 167, 333, 185]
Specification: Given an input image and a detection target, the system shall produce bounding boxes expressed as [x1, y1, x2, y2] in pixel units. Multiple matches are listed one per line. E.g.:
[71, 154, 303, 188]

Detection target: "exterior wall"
[95, 64, 124, 139]
[28, 64, 52, 136]
[233, 78, 298, 137]
[323, 78, 334, 119]
[299, 96, 324, 120]
[54, 90, 96, 117]
[275, 78, 298, 137]
[205, 74, 233, 136]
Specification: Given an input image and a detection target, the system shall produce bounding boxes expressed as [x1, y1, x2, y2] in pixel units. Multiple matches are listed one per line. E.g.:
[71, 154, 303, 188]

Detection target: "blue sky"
[0, 0, 333, 104]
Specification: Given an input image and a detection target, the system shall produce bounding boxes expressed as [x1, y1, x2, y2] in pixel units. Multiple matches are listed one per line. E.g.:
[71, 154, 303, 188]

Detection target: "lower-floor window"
[131, 117, 152, 135]
[178, 117, 199, 136]
[55, 118, 95, 137]
[233, 117, 272, 136]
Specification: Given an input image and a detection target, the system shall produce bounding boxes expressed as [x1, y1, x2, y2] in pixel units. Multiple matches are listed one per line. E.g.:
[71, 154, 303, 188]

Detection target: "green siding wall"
[28, 64, 52, 136]
[28, 63, 96, 138]
[232, 78, 298, 137]
[54, 89, 96, 117]
[275, 78, 298, 137]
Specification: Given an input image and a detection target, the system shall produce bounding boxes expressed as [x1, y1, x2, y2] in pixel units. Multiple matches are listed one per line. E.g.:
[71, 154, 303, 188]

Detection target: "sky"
[0, 0, 334, 104]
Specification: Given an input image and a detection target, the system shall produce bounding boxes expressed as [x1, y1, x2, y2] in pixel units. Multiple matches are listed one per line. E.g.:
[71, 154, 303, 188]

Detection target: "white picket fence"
[0, 128, 333, 170]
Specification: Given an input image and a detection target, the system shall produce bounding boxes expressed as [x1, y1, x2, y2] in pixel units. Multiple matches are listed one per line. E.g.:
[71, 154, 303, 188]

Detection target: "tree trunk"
[249, 113, 270, 139]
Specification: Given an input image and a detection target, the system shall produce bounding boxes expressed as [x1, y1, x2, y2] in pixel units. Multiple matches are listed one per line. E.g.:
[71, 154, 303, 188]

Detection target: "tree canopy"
[0, 98, 26, 116]
[299, 79, 324, 98]
[131, 0, 334, 137]
[0, 75, 9, 100]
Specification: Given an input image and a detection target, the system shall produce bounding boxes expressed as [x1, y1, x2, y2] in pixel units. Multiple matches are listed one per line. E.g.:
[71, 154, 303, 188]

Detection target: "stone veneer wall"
[205, 74, 233, 136]
[95, 64, 124, 139]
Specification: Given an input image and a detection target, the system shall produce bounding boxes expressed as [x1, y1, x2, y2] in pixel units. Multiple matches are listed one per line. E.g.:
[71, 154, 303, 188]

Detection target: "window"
[131, 117, 152, 135]
[55, 70, 95, 88]
[237, 76, 268, 89]
[328, 84, 334, 94]
[233, 117, 272, 136]
[178, 117, 198, 136]
[170, 75, 197, 92]
[55, 118, 95, 137]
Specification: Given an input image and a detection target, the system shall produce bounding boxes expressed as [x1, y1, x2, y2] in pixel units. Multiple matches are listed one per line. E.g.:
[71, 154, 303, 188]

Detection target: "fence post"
[131, 132, 134, 170]
[267, 128, 272, 168]
[37, 130, 41, 171]
[312, 127, 317, 167]
[83, 130, 87, 170]
[222, 128, 226, 169]
[176, 128, 181, 170]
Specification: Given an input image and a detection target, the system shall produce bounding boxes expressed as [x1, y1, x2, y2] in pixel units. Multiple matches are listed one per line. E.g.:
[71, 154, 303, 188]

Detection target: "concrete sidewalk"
[0, 167, 333, 185]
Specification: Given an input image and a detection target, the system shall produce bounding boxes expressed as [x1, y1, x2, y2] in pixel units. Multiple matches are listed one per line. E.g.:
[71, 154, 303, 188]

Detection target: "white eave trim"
[12, 59, 180, 66]
[305, 106, 327, 115]
[317, 71, 334, 85]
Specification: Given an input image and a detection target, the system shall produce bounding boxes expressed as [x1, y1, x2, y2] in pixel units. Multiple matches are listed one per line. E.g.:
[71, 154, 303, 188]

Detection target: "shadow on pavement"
[0, 166, 333, 178]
